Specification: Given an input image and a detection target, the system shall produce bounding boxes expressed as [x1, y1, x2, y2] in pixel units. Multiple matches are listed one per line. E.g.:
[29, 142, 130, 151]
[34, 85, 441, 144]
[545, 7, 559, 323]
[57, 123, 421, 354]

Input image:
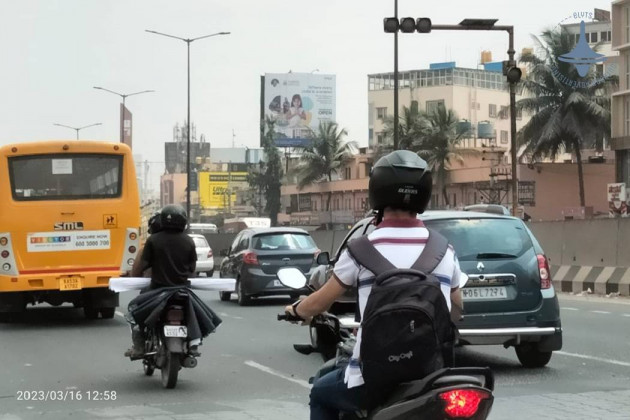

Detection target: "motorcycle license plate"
[164, 325, 188, 337]
[462, 286, 508, 301]
[59, 276, 82, 291]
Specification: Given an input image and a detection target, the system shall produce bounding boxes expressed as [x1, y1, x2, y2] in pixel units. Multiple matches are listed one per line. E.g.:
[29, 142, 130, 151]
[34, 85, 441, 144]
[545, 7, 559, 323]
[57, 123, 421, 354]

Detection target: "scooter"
[277, 267, 495, 420]
[131, 290, 199, 389]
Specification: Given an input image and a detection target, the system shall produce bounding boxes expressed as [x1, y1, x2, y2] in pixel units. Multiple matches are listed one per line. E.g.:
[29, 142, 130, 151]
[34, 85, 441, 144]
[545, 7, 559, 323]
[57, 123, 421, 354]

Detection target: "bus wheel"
[100, 308, 116, 319]
[84, 306, 99, 319]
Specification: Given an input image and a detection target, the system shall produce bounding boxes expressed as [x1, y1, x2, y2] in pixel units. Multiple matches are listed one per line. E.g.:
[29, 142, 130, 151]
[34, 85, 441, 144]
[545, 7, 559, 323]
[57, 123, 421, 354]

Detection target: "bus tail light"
[120, 228, 140, 272]
[0, 233, 18, 276]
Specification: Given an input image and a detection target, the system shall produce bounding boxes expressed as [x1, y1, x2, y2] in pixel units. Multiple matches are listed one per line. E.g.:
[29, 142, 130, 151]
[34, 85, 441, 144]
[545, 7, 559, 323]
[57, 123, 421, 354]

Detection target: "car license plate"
[59, 277, 82, 291]
[164, 325, 188, 338]
[462, 287, 507, 301]
[273, 280, 281, 287]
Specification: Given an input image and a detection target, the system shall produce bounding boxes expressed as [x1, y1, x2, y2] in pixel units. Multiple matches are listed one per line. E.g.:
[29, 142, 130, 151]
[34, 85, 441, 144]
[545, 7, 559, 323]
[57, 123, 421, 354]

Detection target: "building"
[280, 146, 615, 224]
[368, 61, 529, 152]
[612, 1, 630, 189]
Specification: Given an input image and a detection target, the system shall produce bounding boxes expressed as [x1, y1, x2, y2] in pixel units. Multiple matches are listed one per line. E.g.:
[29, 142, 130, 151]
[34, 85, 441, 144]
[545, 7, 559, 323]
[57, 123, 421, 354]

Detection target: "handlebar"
[277, 312, 304, 322]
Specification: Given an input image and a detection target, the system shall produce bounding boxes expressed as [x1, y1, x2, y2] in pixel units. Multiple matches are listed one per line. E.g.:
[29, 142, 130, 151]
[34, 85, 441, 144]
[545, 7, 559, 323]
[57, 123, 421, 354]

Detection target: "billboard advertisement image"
[608, 183, 628, 218]
[262, 72, 336, 147]
[199, 172, 249, 212]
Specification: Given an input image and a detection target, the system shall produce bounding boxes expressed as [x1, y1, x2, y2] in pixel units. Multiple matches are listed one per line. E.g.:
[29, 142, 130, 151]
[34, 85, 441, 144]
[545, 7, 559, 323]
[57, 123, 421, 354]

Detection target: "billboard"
[262, 73, 336, 147]
[608, 183, 628, 218]
[121, 104, 132, 148]
[199, 172, 248, 212]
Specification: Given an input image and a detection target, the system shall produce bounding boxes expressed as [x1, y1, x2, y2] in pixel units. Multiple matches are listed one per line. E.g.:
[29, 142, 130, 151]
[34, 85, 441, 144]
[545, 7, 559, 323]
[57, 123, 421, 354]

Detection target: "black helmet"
[369, 150, 432, 214]
[160, 204, 188, 232]
[148, 211, 162, 234]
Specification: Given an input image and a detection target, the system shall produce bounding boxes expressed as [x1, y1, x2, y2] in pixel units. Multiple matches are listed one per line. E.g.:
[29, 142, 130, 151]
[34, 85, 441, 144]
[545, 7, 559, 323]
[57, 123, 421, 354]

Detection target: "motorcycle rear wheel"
[161, 351, 180, 388]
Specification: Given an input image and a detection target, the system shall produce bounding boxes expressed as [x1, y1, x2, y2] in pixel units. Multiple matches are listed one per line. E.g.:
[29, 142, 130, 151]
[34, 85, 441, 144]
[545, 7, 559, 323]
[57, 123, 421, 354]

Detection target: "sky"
[0, 0, 613, 189]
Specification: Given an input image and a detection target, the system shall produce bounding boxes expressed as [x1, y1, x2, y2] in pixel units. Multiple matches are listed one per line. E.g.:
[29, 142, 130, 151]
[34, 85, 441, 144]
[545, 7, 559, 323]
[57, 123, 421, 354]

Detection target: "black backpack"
[347, 229, 456, 398]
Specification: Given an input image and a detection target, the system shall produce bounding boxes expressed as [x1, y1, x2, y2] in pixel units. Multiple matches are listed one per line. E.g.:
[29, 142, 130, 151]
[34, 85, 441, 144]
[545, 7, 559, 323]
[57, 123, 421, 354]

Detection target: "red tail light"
[207, 250, 213, 258]
[243, 252, 258, 265]
[1, 250, 8, 258]
[166, 308, 185, 323]
[537, 254, 551, 289]
[439, 389, 490, 418]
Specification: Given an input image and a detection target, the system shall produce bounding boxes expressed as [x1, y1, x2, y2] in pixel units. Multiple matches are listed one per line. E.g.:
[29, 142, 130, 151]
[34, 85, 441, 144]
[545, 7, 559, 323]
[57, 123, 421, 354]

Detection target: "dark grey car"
[314, 210, 562, 367]
[219, 228, 318, 306]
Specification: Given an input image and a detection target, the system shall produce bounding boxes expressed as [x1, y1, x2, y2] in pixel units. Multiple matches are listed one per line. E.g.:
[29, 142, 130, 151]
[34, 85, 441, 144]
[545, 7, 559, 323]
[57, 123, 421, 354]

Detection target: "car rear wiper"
[475, 252, 518, 259]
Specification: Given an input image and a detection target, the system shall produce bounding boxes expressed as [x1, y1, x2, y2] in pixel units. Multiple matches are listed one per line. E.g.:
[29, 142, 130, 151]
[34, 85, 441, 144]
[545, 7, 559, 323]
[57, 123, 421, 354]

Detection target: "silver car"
[188, 234, 214, 277]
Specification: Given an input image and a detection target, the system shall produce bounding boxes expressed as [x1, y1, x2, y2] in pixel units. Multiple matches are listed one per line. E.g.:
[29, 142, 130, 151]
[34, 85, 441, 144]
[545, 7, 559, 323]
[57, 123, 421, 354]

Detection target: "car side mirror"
[220, 249, 228, 257]
[316, 252, 330, 265]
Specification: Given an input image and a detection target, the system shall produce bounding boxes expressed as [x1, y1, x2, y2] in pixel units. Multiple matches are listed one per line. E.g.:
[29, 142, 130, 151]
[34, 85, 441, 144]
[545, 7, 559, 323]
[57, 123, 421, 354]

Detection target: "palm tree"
[517, 27, 616, 207]
[381, 105, 424, 153]
[295, 121, 358, 216]
[417, 106, 475, 208]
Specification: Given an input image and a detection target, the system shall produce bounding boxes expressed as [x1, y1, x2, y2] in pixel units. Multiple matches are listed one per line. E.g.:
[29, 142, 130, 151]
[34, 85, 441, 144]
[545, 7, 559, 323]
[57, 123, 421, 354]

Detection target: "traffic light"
[399, 17, 416, 33]
[383, 17, 399, 33]
[416, 18, 432, 33]
[503, 60, 522, 84]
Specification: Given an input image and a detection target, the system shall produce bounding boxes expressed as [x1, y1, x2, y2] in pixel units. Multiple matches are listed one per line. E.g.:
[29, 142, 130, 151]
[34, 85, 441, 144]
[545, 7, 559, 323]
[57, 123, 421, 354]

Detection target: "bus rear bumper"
[0, 273, 119, 311]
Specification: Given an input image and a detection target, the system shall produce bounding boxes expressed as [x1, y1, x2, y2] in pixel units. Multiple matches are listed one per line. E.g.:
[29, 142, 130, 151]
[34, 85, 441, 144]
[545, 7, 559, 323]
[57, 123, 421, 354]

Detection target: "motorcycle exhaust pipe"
[182, 356, 197, 368]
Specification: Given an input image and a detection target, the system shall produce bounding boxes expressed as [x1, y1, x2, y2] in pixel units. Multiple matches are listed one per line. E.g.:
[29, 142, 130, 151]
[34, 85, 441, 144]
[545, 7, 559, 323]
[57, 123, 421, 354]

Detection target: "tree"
[517, 27, 616, 207]
[248, 117, 284, 226]
[382, 104, 424, 151]
[295, 121, 358, 218]
[416, 106, 476, 208]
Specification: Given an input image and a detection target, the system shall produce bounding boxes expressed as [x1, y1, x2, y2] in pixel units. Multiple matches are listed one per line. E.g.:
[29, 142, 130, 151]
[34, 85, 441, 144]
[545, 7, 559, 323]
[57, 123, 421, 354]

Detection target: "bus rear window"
[9, 154, 123, 200]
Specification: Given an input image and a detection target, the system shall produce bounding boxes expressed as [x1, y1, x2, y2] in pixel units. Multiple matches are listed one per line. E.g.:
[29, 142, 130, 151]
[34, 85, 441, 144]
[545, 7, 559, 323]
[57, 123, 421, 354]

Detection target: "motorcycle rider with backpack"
[284, 150, 464, 419]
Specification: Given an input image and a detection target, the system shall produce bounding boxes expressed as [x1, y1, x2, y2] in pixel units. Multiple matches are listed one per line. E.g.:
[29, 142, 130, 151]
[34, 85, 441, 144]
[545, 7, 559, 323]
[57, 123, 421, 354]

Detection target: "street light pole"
[145, 29, 230, 218]
[53, 122, 102, 140]
[393, 0, 399, 150]
[93, 87, 154, 143]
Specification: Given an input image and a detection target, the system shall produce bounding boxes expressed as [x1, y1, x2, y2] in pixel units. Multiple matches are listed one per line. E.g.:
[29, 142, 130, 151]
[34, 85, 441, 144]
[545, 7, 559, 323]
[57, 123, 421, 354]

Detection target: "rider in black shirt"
[125, 204, 197, 357]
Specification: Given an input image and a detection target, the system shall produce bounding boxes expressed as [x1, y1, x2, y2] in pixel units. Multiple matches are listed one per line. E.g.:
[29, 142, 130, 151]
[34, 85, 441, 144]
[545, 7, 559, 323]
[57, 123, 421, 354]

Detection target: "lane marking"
[219, 312, 244, 320]
[244, 360, 311, 389]
[115, 311, 125, 318]
[624, 314, 630, 317]
[561, 307, 579, 311]
[590, 311, 611, 314]
[557, 351, 630, 368]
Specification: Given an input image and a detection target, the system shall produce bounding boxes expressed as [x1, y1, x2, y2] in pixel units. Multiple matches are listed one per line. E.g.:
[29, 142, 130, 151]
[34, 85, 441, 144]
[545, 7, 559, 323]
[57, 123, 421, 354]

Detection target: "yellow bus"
[0, 140, 140, 319]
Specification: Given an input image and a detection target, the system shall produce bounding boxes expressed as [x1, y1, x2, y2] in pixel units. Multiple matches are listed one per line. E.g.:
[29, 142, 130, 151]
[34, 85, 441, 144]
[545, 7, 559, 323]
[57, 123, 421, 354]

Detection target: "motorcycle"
[129, 289, 200, 389]
[277, 267, 495, 420]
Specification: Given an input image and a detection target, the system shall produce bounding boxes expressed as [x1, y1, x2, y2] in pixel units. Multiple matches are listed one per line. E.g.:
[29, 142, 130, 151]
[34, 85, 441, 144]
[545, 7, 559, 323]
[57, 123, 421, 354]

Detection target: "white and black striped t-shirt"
[333, 217, 462, 388]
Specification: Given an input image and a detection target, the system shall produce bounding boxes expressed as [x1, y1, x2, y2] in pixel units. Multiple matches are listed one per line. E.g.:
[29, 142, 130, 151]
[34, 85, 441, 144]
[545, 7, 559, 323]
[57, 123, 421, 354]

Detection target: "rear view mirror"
[219, 249, 228, 257]
[316, 252, 330, 266]
[277, 267, 307, 289]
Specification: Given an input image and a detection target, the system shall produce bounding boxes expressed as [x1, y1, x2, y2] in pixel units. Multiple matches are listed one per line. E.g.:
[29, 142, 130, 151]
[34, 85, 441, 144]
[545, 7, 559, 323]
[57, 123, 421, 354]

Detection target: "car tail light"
[166, 307, 185, 323]
[243, 252, 258, 265]
[537, 254, 551, 289]
[207, 250, 213, 258]
[439, 389, 490, 418]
